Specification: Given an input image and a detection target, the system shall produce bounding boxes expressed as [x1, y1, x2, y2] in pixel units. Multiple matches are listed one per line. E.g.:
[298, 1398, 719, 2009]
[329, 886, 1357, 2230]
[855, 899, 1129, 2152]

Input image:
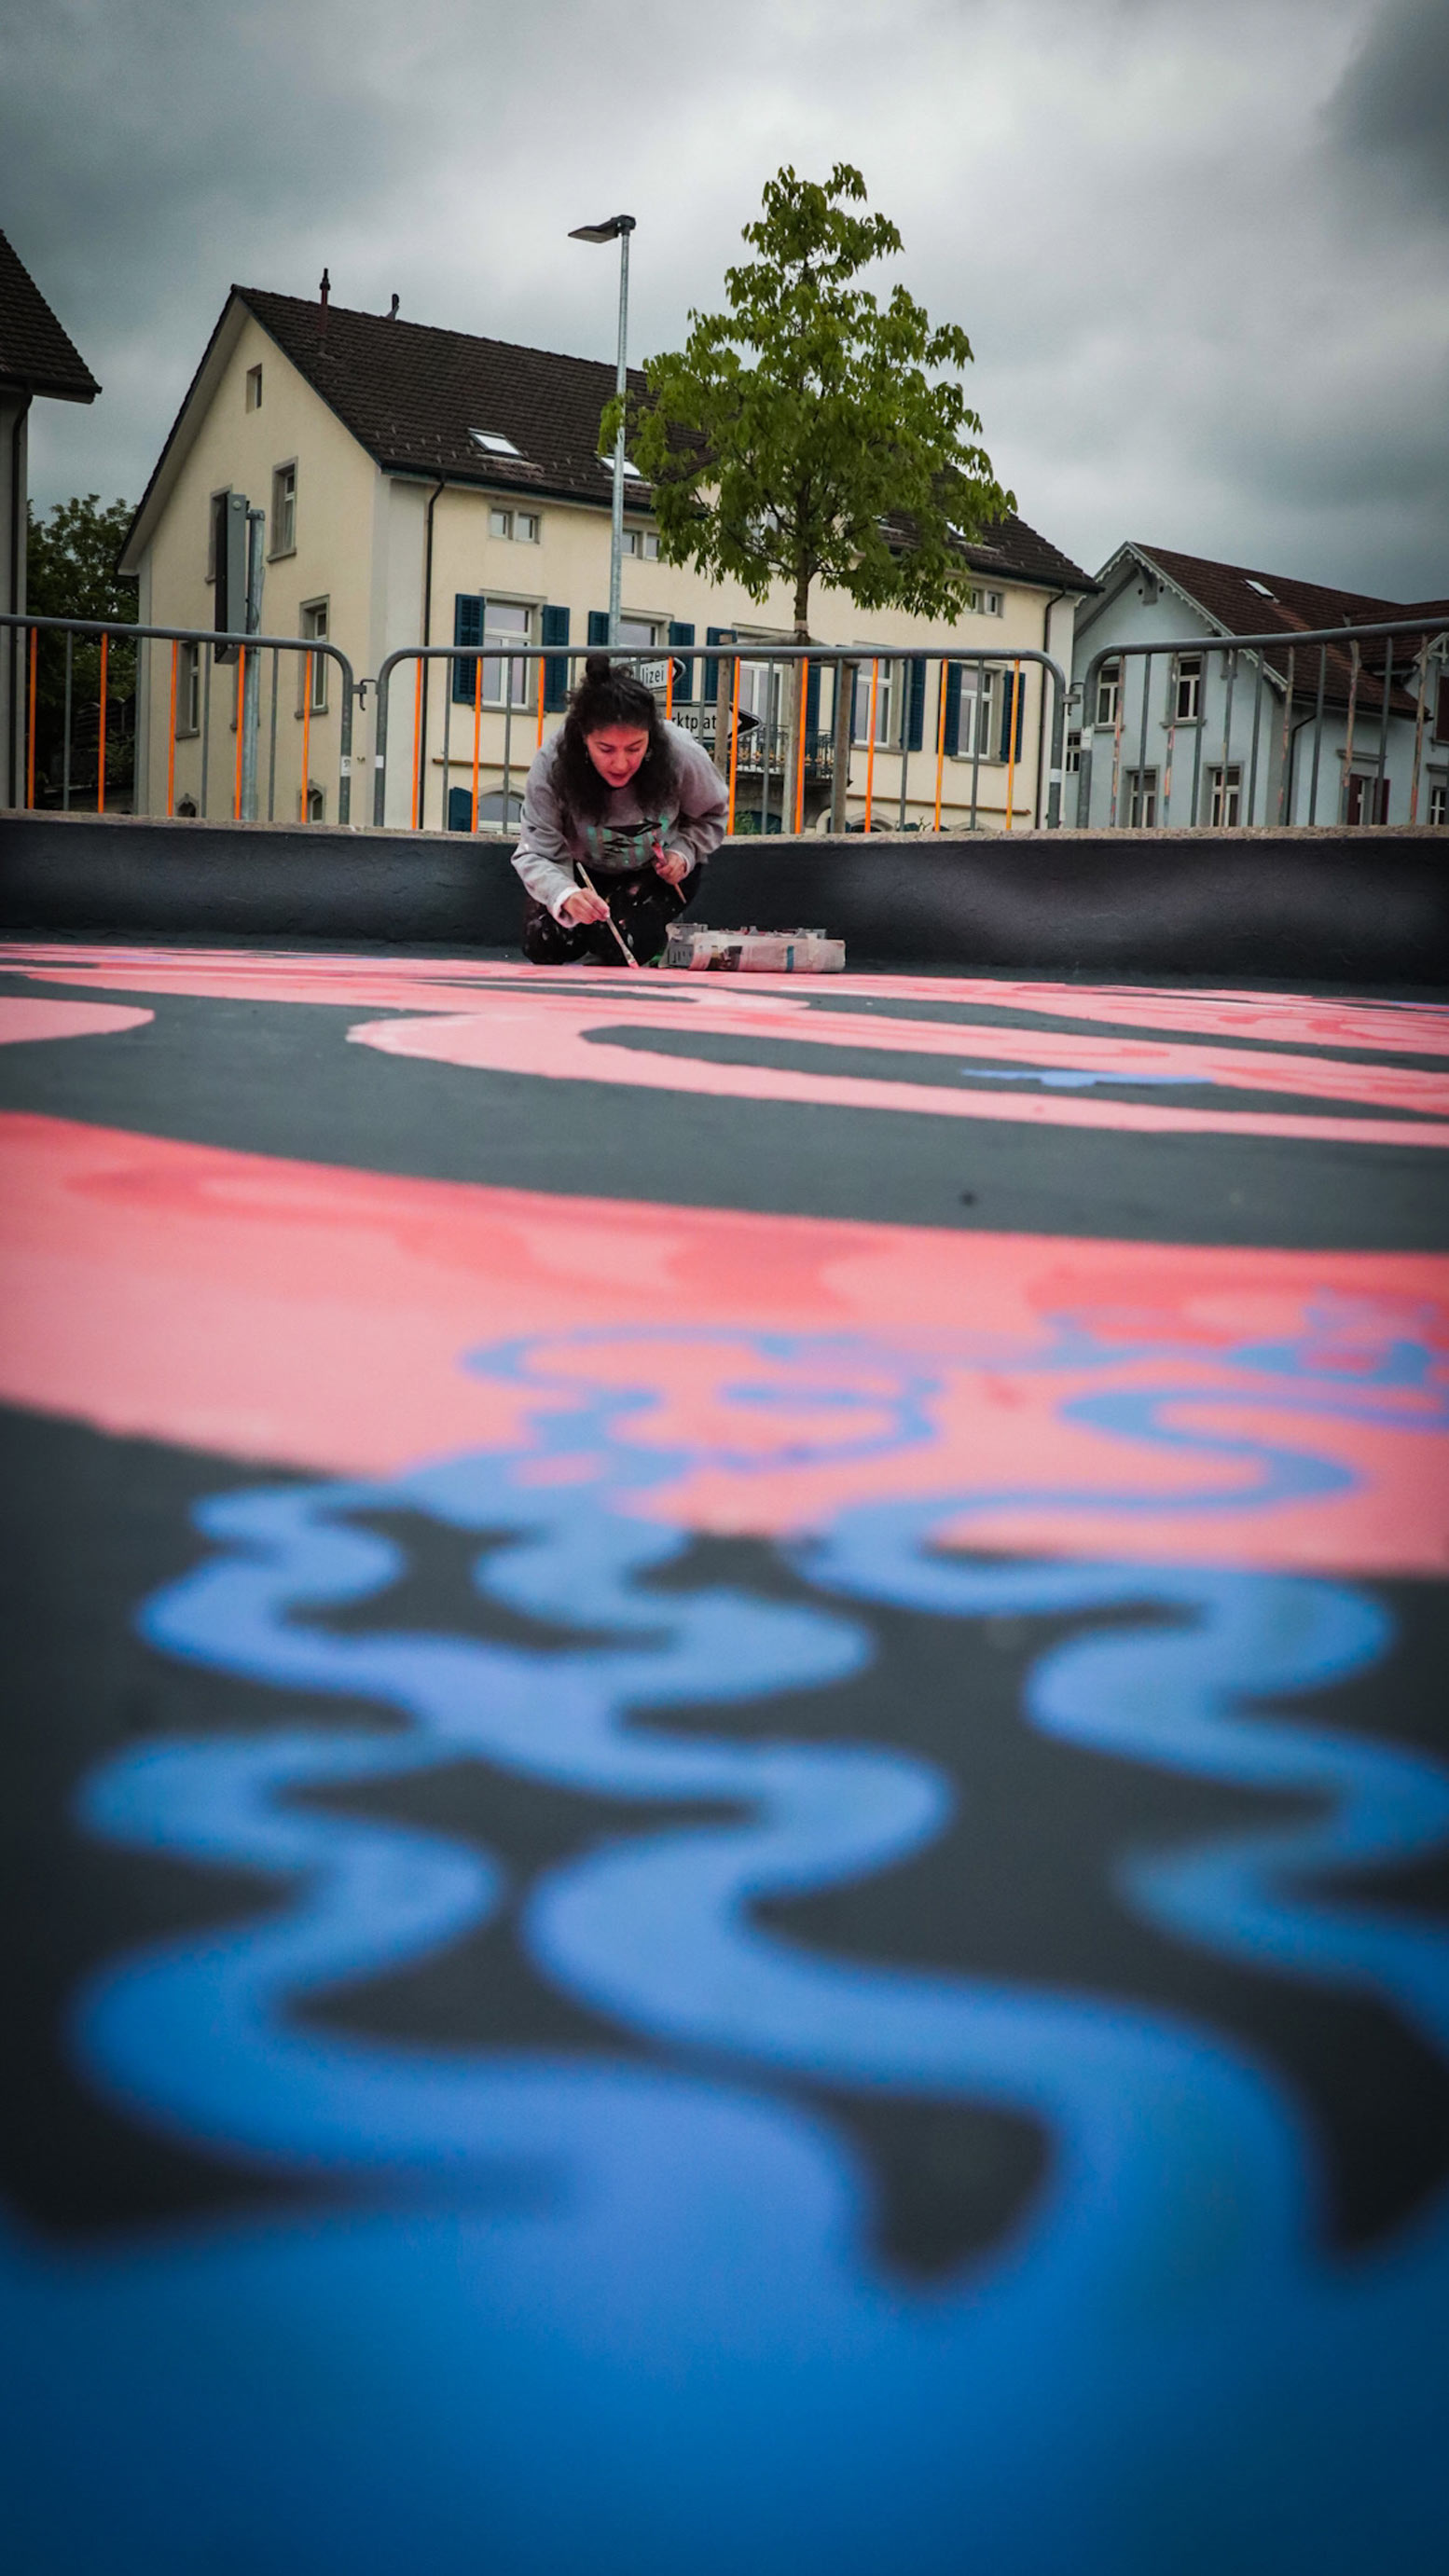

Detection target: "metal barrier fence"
[0, 612, 357, 824]
[370, 642, 1070, 836]
[1076, 616, 1449, 831]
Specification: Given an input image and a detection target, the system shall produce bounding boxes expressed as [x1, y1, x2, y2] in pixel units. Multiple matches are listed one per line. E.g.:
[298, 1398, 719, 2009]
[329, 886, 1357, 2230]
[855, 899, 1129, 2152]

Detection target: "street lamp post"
[568, 213, 636, 650]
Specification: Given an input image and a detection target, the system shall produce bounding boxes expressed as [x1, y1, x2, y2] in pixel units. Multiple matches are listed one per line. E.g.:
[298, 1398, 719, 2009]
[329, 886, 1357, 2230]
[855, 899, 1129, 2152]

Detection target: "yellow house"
[119, 282, 1096, 833]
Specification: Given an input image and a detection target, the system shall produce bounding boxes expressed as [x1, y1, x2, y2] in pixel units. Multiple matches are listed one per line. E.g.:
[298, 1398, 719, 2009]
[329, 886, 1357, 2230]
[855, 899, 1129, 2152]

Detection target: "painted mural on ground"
[1, 946, 1446, 2574]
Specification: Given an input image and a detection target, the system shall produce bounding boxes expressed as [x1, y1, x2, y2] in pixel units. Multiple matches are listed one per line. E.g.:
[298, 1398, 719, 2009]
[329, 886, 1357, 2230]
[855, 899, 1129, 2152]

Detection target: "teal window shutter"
[587, 611, 610, 648]
[944, 663, 962, 757]
[453, 594, 484, 704]
[906, 657, 927, 752]
[999, 668, 1025, 762]
[806, 661, 822, 739]
[542, 604, 571, 710]
[704, 626, 728, 702]
[669, 620, 695, 703]
[448, 785, 473, 831]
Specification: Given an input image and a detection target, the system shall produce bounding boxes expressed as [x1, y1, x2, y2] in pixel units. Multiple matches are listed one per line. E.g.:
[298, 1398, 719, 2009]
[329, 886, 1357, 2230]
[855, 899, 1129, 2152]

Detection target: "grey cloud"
[1326, 0, 1449, 214]
[5, 0, 1446, 606]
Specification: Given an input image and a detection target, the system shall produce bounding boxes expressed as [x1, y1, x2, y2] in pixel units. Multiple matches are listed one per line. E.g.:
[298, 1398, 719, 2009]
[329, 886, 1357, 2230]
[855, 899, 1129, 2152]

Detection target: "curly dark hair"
[554, 654, 677, 822]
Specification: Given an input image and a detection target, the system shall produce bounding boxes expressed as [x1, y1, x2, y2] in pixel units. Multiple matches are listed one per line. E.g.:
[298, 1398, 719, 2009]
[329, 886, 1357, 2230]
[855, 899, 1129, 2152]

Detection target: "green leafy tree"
[24, 494, 136, 802]
[610, 164, 1014, 650]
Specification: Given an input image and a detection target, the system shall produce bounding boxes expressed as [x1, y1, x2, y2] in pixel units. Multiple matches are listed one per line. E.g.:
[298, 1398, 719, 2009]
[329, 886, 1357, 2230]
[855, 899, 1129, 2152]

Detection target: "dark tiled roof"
[240, 286, 1094, 589]
[0, 231, 98, 401]
[1133, 543, 1442, 715]
[241, 286, 648, 504]
[881, 503, 1097, 593]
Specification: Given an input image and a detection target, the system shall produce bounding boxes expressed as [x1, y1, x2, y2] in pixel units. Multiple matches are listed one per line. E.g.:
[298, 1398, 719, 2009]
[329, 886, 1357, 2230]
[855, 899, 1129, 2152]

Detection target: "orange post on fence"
[862, 660, 879, 832]
[726, 658, 740, 833]
[231, 645, 246, 820]
[535, 658, 545, 751]
[471, 650, 483, 831]
[410, 657, 424, 831]
[300, 652, 312, 820]
[97, 630, 109, 816]
[933, 657, 948, 830]
[26, 626, 37, 808]
[794, 659, 808, 833]
[665, 655, 674, 721]
[167, 640, 178, 818]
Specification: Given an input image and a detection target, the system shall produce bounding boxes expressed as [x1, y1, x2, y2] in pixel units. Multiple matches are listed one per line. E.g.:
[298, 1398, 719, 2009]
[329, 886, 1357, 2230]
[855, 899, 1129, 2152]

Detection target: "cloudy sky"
[5, 0, 1446, 598]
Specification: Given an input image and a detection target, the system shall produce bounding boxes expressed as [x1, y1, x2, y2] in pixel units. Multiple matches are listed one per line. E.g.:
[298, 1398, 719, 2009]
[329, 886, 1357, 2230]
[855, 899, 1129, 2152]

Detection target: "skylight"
[471, 430, 521, 456]
[600, 456, 643, 478]
[1246, 578, 1276, 599]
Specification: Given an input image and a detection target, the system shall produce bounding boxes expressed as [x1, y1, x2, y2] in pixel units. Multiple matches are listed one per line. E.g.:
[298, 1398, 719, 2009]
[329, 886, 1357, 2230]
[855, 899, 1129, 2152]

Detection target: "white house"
[1070, 543, 1449, 830]
[118, 280, 1097, 833]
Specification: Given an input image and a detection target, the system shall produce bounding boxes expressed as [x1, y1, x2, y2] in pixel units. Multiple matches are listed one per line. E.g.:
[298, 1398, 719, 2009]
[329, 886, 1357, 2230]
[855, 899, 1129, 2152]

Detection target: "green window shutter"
[669, 620, 695, 703]
[541, 604, 571, 710]
[944, 663, 962, 757]
[453, 594, 484, 704]
[906, 657, 927, 752]
[448, 785, 473, 832]
[806, 661, 822, 738]
[587, 611, 610, 648]
[704, 626, 728, 702]
[999, 668, 1026, 763]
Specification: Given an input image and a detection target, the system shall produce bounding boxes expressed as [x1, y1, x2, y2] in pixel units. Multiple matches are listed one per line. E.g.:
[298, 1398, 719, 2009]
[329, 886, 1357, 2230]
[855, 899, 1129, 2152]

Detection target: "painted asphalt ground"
[2, 940, 1448, 2575]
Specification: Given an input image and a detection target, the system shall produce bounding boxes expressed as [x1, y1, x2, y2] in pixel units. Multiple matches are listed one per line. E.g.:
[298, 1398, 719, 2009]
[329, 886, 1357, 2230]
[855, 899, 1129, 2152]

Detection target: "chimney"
[319, 268, 331, 309]
[389, 293, 400, 320]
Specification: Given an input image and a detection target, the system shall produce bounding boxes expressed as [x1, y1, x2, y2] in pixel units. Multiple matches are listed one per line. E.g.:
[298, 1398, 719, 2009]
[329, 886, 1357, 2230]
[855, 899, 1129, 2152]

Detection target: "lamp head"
[568, 214, 637, 242]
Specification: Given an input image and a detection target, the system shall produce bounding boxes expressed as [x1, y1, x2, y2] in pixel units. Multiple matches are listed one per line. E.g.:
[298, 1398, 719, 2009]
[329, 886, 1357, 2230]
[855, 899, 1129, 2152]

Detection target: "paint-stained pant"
[522, 866, 691, 968]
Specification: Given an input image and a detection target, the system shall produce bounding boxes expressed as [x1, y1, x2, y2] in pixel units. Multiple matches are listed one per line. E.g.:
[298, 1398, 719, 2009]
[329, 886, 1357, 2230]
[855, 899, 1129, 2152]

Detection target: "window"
[1428, 781, 1447, 826]
[483, 600, 534, 706]
[1095, 658, 1121, 728]
[489, 508, 541, 544]
[1207, 763, 1241, 825]
[489, 507, 511, 538]
[1172, 654, 1203, 723]
[1435, 675, 1449, 744]
[851, 658, 902, 748]
[176, 641, 201, 736]
[1245, 577, 1276, 601]
[305, 784, 325, 822]
[600, 456, 643, 480]
[298, 600, 328, 712]
[1065, 727, 1082, 776]
[245, 365, 263, 412]
[1124, 766, 1159, 827]
[471, 430, 521, 456]
[945, 664, 999, 761]
[270, 461, 297, 558]
[1345, 772, 1389, 826]
[623, 527, 660, 560]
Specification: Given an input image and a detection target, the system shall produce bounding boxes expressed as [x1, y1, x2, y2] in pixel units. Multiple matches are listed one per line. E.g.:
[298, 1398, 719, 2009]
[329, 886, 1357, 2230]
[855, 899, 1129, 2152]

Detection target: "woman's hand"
[653, 846, 690, 886]
[559, 885, 613, 926]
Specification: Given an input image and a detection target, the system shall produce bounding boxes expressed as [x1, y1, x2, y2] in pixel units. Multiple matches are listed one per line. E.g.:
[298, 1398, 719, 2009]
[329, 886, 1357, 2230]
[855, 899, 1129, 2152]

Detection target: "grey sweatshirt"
[511, 721, 728, 918]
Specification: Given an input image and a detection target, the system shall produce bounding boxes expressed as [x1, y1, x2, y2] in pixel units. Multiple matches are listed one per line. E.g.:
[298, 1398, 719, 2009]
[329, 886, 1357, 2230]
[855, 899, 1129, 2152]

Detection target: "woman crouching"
[512, 654, 727, 964]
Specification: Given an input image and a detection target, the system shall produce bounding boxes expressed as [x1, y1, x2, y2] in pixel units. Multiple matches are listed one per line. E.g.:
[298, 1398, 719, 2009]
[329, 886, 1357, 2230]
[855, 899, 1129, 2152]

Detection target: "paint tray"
[665, 925, 845, 973]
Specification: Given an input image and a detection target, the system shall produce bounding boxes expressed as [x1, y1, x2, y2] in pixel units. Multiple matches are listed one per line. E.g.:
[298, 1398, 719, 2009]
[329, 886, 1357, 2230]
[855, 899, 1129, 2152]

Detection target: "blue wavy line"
[69, 1325, 1449, 2313]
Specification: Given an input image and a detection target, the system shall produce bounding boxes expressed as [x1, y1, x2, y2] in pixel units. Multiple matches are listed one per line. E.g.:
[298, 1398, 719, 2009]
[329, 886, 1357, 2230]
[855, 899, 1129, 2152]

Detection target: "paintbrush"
[575, 862, 641, 969]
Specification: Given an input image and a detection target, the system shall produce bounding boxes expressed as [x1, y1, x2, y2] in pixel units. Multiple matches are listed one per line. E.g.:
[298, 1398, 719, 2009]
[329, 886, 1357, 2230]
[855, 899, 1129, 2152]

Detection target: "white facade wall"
[130, 314, 1083, 835]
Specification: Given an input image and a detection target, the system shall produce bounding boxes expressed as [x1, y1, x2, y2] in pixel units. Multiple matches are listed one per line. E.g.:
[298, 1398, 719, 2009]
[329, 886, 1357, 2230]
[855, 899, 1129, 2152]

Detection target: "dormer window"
[471, 430, 521, 456]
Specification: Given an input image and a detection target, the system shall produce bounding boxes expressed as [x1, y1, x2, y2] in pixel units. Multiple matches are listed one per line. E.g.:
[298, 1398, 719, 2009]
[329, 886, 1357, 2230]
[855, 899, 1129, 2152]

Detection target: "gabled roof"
[1093, 540, 1444, 716]
[0, 230, 99, 402]
[121, 282, 1095, 595]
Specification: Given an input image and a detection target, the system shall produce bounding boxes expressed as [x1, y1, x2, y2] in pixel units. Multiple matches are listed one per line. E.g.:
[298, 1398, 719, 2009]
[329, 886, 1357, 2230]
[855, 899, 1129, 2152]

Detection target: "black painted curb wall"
[3, 809, 1446, 978]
